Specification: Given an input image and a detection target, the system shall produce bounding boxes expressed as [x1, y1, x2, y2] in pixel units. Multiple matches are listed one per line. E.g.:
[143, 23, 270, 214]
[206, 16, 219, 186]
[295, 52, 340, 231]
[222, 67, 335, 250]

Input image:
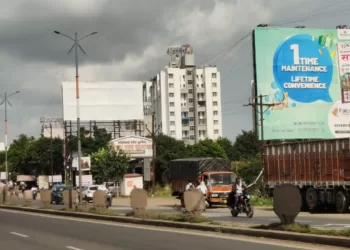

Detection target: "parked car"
[51, 185, 72, 204]
[82, 185, 112, 207]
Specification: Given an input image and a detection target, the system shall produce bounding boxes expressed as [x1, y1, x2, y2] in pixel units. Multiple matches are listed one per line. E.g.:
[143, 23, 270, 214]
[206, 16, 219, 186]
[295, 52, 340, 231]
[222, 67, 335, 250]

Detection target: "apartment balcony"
[197, 96, 206, 101]
[197, 106, 206, 112]
[181, 116, 190, 121]
[182, 124, 190, 130]
[196, 87, 205, 93]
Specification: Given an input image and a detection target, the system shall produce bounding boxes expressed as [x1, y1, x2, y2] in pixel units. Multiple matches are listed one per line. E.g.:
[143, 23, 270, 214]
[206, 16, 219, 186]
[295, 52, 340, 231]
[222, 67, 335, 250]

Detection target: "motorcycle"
[228, 192, 254, 218]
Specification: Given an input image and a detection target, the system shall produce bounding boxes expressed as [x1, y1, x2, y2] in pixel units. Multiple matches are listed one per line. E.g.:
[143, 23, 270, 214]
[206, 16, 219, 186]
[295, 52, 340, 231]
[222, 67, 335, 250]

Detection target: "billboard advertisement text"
[254, 27, 350, 139]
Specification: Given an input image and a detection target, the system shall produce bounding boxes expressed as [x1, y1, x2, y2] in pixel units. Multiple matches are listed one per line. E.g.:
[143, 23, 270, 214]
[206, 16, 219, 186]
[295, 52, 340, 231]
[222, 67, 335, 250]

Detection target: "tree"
[7, 134, 64, 176]
[7, 134, 35, 174]
[188, 139, 228, 159]
[155, 134, 188, 183]
[235, 154, 262, 186]
[216, 137, 234, 161]
[68, 126, 112, 156]
[232, 130, 260, 160]
[90, 147, 130, 184]
[28, 137, 64, 175]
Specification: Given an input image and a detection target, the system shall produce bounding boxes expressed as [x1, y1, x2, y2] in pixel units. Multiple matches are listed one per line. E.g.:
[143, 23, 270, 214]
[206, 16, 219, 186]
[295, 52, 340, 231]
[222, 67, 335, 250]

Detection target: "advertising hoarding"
[72, 156, 91, 171]
[254, 27, 350, 140]
[62, 81, 144, 121]
[110, 135, 153, 158]
[75, 175, 93, 186]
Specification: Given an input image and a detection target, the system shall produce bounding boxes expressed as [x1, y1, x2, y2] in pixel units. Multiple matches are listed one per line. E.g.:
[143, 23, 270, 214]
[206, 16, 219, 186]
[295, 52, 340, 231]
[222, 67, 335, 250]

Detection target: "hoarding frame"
[253, 26, 350, 141]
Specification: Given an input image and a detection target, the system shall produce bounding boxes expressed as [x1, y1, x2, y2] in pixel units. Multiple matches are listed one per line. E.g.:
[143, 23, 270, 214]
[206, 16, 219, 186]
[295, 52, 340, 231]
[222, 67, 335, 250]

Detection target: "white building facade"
[147, 45, 223, 144]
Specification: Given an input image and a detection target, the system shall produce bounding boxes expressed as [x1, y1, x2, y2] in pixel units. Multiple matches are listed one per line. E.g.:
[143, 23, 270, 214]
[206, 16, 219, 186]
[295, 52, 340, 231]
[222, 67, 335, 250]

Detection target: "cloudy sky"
[0, 0, 349, 143]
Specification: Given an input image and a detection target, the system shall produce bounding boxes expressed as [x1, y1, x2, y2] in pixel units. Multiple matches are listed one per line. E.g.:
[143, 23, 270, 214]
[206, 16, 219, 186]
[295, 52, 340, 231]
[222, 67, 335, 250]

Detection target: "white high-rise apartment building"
[146, 45, 223, 144]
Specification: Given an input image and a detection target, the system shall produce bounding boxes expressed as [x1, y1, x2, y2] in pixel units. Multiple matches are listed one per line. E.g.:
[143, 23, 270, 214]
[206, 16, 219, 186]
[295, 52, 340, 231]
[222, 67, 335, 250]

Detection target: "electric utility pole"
[40, 117, 64, 188]
[244, 94, 280, 144]
[145, 112, 160, 195]
[0, 91, 20, 185]
[54, 30, 97, 204]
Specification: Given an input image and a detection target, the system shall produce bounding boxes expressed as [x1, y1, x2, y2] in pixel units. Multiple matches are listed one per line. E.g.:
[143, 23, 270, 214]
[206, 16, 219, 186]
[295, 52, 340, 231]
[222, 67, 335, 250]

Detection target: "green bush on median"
[126, 210, 211, 223]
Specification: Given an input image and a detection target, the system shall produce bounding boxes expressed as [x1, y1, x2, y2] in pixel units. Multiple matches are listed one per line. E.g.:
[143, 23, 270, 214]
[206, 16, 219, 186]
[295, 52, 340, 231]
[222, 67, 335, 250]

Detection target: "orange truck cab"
[200, 171, 235, 206]
[169, 157, 236, 207]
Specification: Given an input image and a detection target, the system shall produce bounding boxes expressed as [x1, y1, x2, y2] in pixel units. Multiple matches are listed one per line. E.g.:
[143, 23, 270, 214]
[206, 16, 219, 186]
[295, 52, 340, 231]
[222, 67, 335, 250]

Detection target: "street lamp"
[54, 31, 97, 204]
[0, 91, 20, 185]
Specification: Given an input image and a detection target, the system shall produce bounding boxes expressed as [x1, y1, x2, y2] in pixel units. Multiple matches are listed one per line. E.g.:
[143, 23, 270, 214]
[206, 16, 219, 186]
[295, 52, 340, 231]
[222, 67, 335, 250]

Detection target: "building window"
[213, 101, 218, 106]
[214, 130, 219, 134]
[168, 73, 173, 79]
[169, 83, 174, 88]
[170, 131, 175, 135]
[188, 80, 193, 85]
[213, 82, 217, 87]
[189, 98, 194, 103]
[169, 93, 174, 97]
[170, 102, 174, 107]
[190, 117, 194, 121]
[187, 70, 192, 75]
[170, 112, 175, 116]
[213, 111, 218, 115]
[212, 73, 217, 78]
[190, 126, 195, 130]
[190, 135, 195, 140]
[213, 92, 217, 97]
[189, 108, 194, 112]
[214, 120, 219, 125]
[189, 89, 193, 93]
[170, 121, 175, 126]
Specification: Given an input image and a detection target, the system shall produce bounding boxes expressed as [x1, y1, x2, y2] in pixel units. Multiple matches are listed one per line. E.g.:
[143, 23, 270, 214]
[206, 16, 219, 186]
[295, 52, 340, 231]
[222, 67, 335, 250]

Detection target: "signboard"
[72, 156, 91, 171]
[17, 175, 36, 182]
[110, 135, 153, 158]
[167, 44, 193, 56]
[75, 175, 93, 186]
[0, 172, 6, 180]
[254, 27, 350, 139]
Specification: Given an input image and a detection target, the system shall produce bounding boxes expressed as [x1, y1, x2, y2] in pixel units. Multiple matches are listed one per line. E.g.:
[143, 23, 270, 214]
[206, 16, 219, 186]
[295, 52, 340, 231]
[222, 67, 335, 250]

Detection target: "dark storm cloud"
[0, 0, 181, 65]
[0, 0, 339, 143]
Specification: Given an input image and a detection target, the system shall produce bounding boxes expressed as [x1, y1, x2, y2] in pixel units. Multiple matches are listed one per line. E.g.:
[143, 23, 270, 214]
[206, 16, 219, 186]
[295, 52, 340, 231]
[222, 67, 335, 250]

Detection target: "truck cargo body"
[263, 139, 350, 213]
[170, 158, 235, 206]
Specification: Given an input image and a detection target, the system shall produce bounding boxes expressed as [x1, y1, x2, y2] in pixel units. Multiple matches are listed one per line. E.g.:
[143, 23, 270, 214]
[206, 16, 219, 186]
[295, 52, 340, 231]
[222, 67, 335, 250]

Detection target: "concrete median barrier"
[0, 205, 349, 248]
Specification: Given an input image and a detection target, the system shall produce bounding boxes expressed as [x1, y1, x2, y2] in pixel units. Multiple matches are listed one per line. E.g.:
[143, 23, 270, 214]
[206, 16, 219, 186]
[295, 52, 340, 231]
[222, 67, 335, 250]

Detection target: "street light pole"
[54, 31, 97, 204]
[0, 91, 20, 185]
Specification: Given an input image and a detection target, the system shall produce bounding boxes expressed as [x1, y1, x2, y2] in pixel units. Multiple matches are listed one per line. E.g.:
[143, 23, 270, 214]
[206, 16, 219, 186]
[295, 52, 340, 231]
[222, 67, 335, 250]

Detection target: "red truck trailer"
[263, 139, 350, 213]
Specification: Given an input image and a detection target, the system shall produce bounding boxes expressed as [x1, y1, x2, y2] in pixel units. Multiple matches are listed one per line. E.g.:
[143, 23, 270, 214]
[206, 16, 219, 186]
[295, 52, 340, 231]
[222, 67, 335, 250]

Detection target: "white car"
[82, 185, 112, 205]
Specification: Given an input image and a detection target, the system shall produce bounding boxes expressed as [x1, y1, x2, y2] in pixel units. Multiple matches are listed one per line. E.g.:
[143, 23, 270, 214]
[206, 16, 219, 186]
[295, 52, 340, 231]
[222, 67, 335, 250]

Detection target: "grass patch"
[60, 207, 119, 216]
[148, 184, 172, 197]
[255, 223, 350, 237]
[250, 196, 273, 207]
[126, 210, 211, 223]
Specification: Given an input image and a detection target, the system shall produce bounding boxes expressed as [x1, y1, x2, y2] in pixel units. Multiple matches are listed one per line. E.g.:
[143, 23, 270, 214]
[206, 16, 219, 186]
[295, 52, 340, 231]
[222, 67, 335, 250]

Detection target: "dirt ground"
[112, 197, 180, 208]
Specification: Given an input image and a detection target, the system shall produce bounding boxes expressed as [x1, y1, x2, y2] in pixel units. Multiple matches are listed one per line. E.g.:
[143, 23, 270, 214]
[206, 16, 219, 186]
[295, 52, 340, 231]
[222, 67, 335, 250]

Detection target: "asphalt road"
[0, 210, 334, 250]
[26, 199, 350, 230]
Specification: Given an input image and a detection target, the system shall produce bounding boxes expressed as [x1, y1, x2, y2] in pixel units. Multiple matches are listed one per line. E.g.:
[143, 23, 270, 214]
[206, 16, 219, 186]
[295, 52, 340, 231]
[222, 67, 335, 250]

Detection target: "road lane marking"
[0, 209, 338, 250]
[10, 232, 29, 238]
[66, 246, 84, 250]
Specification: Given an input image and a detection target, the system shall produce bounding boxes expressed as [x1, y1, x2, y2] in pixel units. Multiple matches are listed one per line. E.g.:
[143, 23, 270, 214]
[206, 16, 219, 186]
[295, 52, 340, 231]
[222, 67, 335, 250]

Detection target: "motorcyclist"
[230, 177, 247, 209]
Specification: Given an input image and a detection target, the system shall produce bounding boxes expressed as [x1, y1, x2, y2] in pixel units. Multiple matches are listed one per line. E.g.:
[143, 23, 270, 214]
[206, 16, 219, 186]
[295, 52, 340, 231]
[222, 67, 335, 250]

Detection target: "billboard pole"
[54, 30, 97, 204]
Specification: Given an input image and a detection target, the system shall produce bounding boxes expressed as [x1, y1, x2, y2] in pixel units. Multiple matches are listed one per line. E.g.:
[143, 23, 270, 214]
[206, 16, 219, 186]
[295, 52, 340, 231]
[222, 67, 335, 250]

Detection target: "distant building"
[146, 44, 223, 144]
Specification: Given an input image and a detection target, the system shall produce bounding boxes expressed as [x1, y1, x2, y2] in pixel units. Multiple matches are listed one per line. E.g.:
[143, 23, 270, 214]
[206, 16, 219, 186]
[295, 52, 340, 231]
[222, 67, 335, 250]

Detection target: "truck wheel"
[306, 187, 318, 211]
[335, 190, 349, 213]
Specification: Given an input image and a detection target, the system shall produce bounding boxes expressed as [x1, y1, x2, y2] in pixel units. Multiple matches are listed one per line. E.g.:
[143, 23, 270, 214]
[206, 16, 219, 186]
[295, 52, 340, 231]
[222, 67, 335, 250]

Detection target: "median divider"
[0, 205, 349, 248]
